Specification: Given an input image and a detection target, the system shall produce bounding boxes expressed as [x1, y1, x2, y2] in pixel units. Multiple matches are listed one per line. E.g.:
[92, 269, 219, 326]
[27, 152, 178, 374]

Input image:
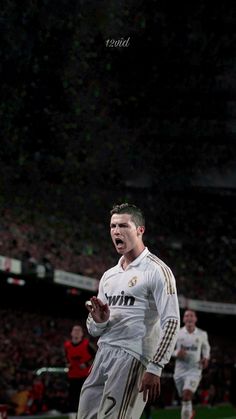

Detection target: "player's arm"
[201, 331, 210, 369]
[176, 348, 187, 359]
[146, 267, 180, 376]
[172, 344, 187, 360]
[171, 339, 186, 359]
[139, 267, 180, 402]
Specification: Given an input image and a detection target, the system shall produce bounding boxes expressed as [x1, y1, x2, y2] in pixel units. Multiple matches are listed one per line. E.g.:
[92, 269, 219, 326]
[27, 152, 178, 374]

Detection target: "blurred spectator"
[10, 384, 31, 415]
[64, 324, 96, 413]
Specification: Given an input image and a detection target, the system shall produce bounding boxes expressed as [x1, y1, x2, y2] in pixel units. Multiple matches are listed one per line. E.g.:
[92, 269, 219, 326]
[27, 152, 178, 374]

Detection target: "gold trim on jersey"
[147, 253, 176, 295]
[153, 318, 179, 364]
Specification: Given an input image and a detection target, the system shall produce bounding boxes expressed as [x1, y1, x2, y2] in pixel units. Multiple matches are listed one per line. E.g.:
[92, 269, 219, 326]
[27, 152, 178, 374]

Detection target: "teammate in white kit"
[77, 203, 180, 419]
[173, 309, 211, 419]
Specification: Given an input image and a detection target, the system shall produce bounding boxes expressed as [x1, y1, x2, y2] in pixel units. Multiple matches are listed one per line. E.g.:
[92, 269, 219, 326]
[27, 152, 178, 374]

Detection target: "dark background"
[1, 1, 236, 200]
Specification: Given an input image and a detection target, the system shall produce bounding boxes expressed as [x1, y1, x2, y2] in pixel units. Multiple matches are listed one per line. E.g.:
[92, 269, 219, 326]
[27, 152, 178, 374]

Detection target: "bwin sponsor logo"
[181, 344, 198, 351]
[105, 291, 135, 306]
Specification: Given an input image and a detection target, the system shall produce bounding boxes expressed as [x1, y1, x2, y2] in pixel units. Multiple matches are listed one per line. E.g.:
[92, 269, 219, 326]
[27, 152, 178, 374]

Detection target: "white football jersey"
[87, 247, 180, 376]
[173, 326, 210, 379]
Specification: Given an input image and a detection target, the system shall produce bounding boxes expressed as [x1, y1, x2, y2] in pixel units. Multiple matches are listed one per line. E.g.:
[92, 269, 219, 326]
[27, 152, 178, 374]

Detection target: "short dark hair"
[110, 203, 145, 227]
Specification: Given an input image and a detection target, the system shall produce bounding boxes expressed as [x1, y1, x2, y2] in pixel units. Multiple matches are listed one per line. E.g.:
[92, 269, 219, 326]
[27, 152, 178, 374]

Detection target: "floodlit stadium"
[1, 1, 236, 418]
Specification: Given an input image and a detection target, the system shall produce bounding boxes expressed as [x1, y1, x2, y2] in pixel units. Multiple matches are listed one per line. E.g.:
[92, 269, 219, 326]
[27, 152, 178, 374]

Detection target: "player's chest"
[103, 270, 148, 299]
[180, 334, 202, 351]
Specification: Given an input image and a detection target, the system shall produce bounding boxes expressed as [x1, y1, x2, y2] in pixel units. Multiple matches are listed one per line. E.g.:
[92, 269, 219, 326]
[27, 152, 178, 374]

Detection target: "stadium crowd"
[0, 206, 109, 278]
[0, 309, 86, 415]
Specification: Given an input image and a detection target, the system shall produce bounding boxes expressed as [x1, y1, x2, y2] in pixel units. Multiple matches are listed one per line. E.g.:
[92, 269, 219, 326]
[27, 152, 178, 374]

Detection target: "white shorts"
[77, 344, 146, 419]
[174, 374, 201, 396]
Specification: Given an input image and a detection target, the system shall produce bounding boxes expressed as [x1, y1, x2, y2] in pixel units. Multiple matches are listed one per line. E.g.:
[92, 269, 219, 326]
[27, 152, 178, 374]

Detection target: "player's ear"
[137, 226, 145, 236]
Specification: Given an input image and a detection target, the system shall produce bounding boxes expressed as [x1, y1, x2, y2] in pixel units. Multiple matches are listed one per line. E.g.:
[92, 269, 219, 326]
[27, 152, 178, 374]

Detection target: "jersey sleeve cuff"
[146, 362, 163, 377]
[94, 320, 109, 328]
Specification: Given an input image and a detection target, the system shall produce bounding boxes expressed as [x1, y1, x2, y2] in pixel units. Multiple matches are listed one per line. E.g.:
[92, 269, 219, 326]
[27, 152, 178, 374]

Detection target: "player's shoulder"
[178, 326, 186, 335]
[102, 264, 119, 278]
[64, 340, 71, 349]
[146, 251, 174, 276]
[196, 327, 208, 336]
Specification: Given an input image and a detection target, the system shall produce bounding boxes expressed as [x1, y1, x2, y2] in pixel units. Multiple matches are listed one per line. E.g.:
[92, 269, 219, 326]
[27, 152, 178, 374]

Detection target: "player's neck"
[72, 338, 82, 344]
[121, 244, 145, 269]
[186, 325, 195, 333]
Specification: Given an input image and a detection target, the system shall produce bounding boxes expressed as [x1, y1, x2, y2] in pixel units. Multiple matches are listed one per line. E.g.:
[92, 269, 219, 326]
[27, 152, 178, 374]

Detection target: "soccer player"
[173, 309, 211, 419]
[77, 203, 180, 419]
[64, 324, 96, 413]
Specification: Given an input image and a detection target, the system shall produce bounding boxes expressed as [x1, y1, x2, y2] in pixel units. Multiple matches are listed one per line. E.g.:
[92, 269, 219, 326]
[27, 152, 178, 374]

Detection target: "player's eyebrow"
[110, 222, 129, 228]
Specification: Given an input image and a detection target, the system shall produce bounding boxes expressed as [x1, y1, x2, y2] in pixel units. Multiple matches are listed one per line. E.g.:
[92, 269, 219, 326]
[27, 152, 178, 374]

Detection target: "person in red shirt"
[64, 324, 96, 413]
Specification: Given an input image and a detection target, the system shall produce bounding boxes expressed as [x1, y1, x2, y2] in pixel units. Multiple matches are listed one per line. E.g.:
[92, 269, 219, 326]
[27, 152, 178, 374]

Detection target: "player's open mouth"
[115, 238, 124, 248]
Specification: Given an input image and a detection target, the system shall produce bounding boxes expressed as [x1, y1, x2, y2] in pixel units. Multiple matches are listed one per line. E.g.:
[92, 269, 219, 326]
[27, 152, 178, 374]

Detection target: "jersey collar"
[118, 247, 149, 269]
[184, 326, 197, 334]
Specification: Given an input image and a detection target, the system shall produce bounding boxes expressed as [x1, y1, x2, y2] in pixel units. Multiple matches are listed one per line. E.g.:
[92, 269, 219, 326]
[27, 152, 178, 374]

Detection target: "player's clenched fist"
[86, 297, 110, 323]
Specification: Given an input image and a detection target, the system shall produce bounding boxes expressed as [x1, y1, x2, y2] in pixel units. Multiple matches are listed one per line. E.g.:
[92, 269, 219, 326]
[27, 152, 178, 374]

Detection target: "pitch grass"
[16, 405, 235, 419]
[141, 404, 236, 419]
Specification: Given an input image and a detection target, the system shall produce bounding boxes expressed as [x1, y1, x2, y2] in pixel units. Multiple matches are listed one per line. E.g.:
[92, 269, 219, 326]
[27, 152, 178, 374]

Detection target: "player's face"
[183, 310, 197, 327]
[110, 213, 144, 255]
[71, 326, 83, 342]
